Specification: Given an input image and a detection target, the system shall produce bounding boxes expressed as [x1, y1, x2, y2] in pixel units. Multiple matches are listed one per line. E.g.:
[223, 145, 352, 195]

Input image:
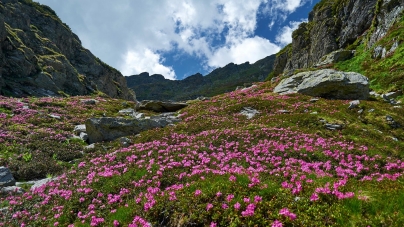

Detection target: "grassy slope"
[0, 81, 403, 226]
[334, 12, 404, 92]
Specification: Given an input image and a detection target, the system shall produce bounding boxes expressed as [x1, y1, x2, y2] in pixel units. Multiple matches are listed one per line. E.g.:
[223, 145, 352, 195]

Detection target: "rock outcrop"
[126, 55, 276, 101]
[85, 113, 181, 143]
[314, 49, 355, 67]
[0, 0, 134, 100]
[272, 0, 404, 75]
[274, 69, 369, 100]
[0, 166, 16, 187]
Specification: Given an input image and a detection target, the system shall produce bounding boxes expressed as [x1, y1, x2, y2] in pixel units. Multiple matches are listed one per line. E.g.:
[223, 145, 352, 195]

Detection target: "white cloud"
[262, 0, 310, 30]
[275, 19, 307, 46]
[120, 49, 176, 80]
[35, 0, 311, 79]
[209, 36, 281, 68]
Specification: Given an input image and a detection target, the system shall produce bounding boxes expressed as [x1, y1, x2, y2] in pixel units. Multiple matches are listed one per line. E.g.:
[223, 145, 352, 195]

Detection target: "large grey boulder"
[137, 100, 188, 112]
[85, 114, 181, 143]
[0, 167, 16, 187]
[274, 69, 369, 100]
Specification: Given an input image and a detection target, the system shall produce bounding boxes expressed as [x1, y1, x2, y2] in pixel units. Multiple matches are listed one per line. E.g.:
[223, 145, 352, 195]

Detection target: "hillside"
[126, 55, 276, 101]
[270, 0, 404, 93]
[0, 0, 134, 100]
[0, 82, 403, 226]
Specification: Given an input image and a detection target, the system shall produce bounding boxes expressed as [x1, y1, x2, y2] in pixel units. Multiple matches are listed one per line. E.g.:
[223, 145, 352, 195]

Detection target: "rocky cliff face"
[272, 0, 404, 77]
[0, 0, 134, 100]
[126, 55, 276, 101]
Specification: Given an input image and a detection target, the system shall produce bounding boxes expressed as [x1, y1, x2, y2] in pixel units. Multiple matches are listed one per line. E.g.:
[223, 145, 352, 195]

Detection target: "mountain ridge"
[126, 54, 276, 101]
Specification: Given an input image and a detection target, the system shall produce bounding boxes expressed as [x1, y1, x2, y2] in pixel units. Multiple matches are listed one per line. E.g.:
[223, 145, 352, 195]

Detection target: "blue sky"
[35, 0, 320, 80]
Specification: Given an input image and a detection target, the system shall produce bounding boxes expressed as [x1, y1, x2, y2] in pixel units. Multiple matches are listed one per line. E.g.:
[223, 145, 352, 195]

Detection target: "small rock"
[1, 186, 25, 195]
[278, 110, 290, 114]
[73, 124, 86, 135]
[134, 113, 145, 119]
[240, 107, 260, 119]
[119, 137, 132, 148]
[375, 129, 383, 134]
[118, 108, 135, 116]
[358, 109, 364, 114]
[0, 207, 8, 214]
[0, 167, 16, 187]
[369, 91, 380, 97]
[368, 109, 375, 112]
[386, 115, 401, 129]
[310, 112, 318, 115]
[29, 178, 54, 190]
[310, 98, 319, 103]
[48, 114, 61, 120]
[241, 85, 257, 91]
[389, 99, 397, 105]
[319, 119, 327, 123]
[80, 132, 88, 141]
[383, 90, 402, 99]
[348, 100, 360, 109]
[392, 137, 399, 142]
[81, 99, 99, 105]
[393, 106, 402, 109]
[85, 144, 95, 149]
[196, 96, 210, 101]
[325, 123, 343, 130]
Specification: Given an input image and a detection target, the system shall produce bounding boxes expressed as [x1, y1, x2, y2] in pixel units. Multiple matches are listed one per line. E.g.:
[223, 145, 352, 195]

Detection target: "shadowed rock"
[0, 167, 16, 187]
[137, 100, 188, 112]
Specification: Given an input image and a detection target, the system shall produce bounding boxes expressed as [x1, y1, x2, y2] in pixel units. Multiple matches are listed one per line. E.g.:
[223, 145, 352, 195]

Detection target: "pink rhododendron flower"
[310, 193, 319, 201]
[226, 194, 234, 202]
[272, 220, 283, 227]
[279, 208, 297, 220]
[206, 203, 213, 211]
[195, 189, 202, 196]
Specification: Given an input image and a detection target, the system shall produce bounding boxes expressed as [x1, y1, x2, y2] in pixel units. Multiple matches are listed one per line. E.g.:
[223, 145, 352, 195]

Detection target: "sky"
[34, 0, 320, 80]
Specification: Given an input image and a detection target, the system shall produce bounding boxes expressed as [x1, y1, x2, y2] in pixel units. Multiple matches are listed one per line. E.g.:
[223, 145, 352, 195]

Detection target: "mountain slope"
[0, 0, 134, 100]
[0, 83, 403, 226]
[271, 0, 404, 92]
[126, 54, 276, 101]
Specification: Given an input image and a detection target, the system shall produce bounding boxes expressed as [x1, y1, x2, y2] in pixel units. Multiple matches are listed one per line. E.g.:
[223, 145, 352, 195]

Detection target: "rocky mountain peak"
[0, 0, 134, 100]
